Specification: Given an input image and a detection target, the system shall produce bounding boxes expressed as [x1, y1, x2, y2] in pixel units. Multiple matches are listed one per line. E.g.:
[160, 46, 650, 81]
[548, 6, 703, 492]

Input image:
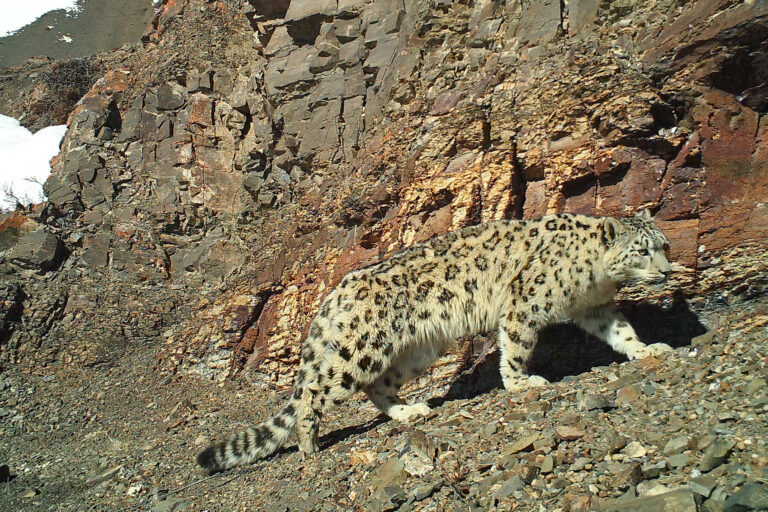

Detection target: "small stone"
[412, 479, 442, 501]
[506, 434, 539, 454]
[563, 493, 592, 512]
[622, 441, 647, 458]
[698, 434, 717, 451]
[520, 464, 538, 483]
[530, 400, 552, 412]
[571, 457, 592, 471]
[606, 372, 643, 391]
[477, 471, 504, 495]
[409, 430, 437, 461]
[493, 475, 524, 499]
[524, 389, 540, 402]
[698, 438, 736, 472]
[401, 450, 434, 477]
[610, 434, 629, 454]
[379, 485, 407, 505]
[710, 485, 730, 504]
[614, 463, 644, 489]
[642, 460, 668, 479]
[618, 486, 638, 502]
[157, 83, 186, 110]
[668, 453, 690, 468]
[154, 497, 188, 512]
[689, 476, 717, 498]
[85, 465, 123, 487]
[722, 482, 768, 512]
[744, 378, 766, 395]
[664, 436, 692, 456]
[349, 450, 376, 468]
[647, 484, 675, 497]
[533, 436, 554, 451]
[498, 453, 518, 469]
[555, 426, 583, 441]
[371, 457, 406, 491]
[691, 331, 716, 347]
[579, 393, 614, 411]
[744, 379, 765, 395]
[601, 489, 697, 512]
[617, 385, 642, 404]
[540, 455, 554, 474]
[482, 421, 497, 437]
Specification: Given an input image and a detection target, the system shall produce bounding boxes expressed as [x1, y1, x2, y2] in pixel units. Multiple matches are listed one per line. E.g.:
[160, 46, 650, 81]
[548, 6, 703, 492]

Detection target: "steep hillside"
[2, 0, 766, 381]
[0, 0, 767, 510]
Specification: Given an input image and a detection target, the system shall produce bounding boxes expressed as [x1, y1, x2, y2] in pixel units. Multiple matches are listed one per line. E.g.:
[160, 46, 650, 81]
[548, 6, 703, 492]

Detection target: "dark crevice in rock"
[610, 135, 679, 161]
[649, 102, 676, 129]
[563, 174, 597, 199]
[246, 0, 290, 20]
[0, 285, 24, 348]
[708, 48, 757, 97]
[596, 163, 630, 189]
[287, 14, 332, 45]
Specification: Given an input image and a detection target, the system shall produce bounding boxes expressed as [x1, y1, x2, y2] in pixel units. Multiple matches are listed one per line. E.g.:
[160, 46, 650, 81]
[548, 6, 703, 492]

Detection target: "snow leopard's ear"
[602, 217, 625, 245]
[635, 208, 652, 221]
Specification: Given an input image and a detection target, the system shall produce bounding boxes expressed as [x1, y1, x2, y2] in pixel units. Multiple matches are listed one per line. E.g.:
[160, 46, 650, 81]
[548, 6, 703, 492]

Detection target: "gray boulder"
[7, 230, 66, 272]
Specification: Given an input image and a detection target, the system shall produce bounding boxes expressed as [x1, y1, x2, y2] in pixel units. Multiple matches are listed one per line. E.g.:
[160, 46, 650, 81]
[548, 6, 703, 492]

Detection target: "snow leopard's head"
[603, 210, 671, 285]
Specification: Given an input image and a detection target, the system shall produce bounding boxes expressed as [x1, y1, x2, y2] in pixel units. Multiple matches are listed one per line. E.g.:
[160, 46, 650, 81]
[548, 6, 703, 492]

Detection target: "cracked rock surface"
[0, 0, 765, 381]
[0, 0, 767, 510]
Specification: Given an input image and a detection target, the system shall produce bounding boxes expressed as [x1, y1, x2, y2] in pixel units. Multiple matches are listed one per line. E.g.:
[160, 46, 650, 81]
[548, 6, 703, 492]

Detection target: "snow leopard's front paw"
[630, 342, 673, 360]
[388, 402, 431, 423]
[503, 374, 550, 392]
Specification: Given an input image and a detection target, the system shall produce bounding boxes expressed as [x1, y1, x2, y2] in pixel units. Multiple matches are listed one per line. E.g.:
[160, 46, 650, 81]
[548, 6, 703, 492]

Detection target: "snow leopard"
[197, 210, 672, 473]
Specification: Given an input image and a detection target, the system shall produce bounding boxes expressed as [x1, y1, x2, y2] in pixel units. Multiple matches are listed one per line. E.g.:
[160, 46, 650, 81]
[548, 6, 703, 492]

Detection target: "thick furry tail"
[196, 397, 298, 473]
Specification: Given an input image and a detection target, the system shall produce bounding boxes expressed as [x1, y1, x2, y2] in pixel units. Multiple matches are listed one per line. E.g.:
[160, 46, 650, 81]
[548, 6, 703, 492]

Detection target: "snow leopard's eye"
[637, 249, 649, 256]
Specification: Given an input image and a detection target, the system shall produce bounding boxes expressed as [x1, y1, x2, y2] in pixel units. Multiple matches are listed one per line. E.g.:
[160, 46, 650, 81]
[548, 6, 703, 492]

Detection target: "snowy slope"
[0, 1, 80, 37]
[0, 115, 67, 210]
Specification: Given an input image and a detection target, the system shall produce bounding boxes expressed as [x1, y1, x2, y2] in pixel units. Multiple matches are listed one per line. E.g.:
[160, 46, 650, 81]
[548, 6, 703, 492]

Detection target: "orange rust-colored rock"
[3, 0, 766, 382]
[656, 219, 699, 269]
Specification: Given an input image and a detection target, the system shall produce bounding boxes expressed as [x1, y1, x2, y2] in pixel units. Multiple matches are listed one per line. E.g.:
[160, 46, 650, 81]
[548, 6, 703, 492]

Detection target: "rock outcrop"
[1, 0, 766, 383]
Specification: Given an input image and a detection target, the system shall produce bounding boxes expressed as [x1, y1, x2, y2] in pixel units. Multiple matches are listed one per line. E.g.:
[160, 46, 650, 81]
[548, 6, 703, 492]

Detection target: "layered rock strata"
[1, 0, 765, 384]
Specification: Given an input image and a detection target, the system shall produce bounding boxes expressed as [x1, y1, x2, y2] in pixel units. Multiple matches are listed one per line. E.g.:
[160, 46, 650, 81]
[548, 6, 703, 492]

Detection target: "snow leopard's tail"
[196, 395, 300, 474]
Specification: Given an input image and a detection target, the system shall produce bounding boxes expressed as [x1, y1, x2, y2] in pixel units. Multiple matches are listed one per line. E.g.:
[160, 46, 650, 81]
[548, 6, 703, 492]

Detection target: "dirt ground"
[1, 296, 766, 511]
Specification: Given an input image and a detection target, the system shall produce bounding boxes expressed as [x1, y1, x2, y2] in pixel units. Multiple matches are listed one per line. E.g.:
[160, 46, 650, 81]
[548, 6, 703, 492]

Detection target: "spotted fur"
[197, 211, 672, 473]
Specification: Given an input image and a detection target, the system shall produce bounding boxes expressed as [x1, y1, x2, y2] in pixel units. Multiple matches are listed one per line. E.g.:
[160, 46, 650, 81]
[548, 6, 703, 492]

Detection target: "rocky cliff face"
[1, 0, 766, 384]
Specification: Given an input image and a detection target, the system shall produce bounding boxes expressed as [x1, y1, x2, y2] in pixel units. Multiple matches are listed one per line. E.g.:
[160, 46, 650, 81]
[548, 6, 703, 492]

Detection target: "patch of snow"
[58, 34, 74, 43]
[0, 1, 81, 37]
[0, 114, 67, 211]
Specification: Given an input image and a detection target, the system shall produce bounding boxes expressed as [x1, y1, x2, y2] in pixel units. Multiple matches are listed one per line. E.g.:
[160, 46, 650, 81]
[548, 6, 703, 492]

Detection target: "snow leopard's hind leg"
[364, 343, 442, 422]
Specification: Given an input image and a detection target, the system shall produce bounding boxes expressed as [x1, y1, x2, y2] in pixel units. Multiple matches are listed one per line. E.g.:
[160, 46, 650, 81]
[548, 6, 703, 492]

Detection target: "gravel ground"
[1, 297, 766, 512]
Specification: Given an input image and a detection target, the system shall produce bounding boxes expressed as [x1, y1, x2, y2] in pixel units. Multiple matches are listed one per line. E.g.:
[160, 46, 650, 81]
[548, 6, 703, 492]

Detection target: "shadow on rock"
[268, 415, 390, 459]
[445, 297, 707, 401]
[318, 415, 389, 451]
[270, 299, 706, 455]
